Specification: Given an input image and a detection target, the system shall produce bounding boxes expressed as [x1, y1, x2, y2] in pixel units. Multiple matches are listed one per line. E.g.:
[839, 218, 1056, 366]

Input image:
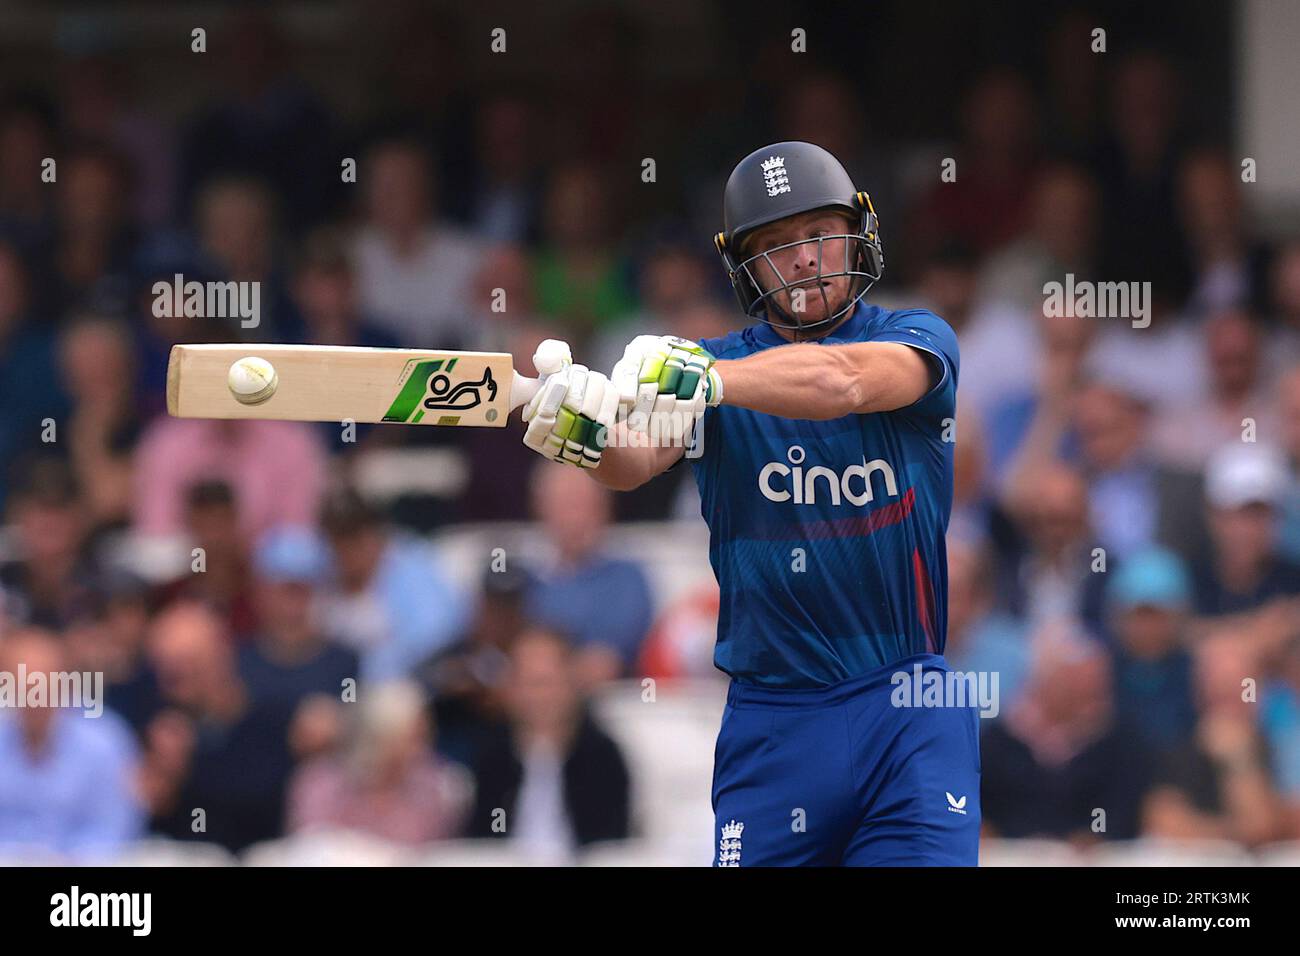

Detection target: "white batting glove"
[610, 335, 723, 441]
[522, 339, 620, 468]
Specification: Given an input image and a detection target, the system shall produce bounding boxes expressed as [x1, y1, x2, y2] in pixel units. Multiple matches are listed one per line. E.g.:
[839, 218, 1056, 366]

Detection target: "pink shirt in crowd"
[288, 756, 472, 845]
[132, 418, 327, 539]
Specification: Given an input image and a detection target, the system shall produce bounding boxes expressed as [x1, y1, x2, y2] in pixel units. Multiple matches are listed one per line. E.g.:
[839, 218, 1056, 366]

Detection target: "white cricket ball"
[228, 356, 278, 405]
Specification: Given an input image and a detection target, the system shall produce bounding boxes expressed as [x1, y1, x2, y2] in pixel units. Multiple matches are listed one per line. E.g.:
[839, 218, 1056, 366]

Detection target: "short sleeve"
[690, 331, 748, 464]
[867, 308, 959, 420]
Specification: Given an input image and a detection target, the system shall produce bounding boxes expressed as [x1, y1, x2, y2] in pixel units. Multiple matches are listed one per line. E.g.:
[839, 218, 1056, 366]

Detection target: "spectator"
[1072, 381, 1206, 562]
[351, 138, 483, 349]
[0, 458, 97, 630]
[288, 226, 396, 349]
[361, 7, 476, 203]
[980, 631, 1151, 843]
[194, 175, 298, 338]
[1008, 379, 1207, 563]
[1261, 635, 1300, 838]
[420, 559, 535, 766]
[56, 314, 143, 532]
[533, 162, 636, 344]
[0, 94, 56, 250]
[466, 242, 544, 353]
[158, 480, 257, 637]
[132, 415, 327, 541]
[1192, 443, 1300, 616]
[943, 536, 1030, 717]
[1093, 50, 1193, 310]
[525, 464, 655, 681]
[904, 68, 1039, 272]
[143, 601, 297, 852]
[1152, 310, 1278, 469]
[60, 54, 177, 228]
[948, 403, 995, 543]
[1271, 241, 1300, 370]
[918, 240, 1038, 422]
[64, 568, 163, 737]
[1177, 148, 1269, 318]
[238, 526, 359, 710]
[465, 94, 542, 244]
[1104, 548, 1198, 755]
[975, 162, 1100, 316]
[177, 8, 338, 234]
[913, 240, 981, 339]
[996, 461, 1109, 636]
[0, 628, 144, 858]
[52, 144, 137, 317]
[545, 6, 640, 163]
[467, 629, 631, 859]
[1043, 10, 1105, 154]
[1142, 635, 1284, 846]
[1087, 299, 1209, 413]
[288, 681, 471, 844]
[127, 258, 228, 417]
[1276, 366, 1300, 562]
[983, 306, 1094, 486]
[0, 240, 68, 512]
[318, 489, 468, 681]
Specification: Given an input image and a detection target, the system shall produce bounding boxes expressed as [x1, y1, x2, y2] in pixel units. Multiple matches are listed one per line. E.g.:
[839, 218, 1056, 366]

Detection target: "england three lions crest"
[718, 819, 744, 866]
[761, 157, 790, 197]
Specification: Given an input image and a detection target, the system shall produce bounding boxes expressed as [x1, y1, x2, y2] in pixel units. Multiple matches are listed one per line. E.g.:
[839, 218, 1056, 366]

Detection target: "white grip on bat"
[515, 338, 573, 418]
[510, 371, 543, 412]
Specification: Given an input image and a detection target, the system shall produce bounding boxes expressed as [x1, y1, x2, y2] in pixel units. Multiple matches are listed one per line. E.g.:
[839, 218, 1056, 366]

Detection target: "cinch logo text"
[757, 445, 899, 506]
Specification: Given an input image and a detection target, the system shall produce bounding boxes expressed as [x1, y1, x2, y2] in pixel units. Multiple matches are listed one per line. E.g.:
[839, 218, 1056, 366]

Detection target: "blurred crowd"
[2, 5, 1300, 862]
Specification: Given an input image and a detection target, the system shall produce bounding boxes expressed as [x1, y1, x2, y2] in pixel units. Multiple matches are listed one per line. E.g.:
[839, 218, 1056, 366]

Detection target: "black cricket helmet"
[714, 141, 884, 333]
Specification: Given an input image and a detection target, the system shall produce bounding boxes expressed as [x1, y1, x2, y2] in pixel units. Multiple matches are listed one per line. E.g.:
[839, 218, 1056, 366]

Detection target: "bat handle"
[509, 371, 543, 412]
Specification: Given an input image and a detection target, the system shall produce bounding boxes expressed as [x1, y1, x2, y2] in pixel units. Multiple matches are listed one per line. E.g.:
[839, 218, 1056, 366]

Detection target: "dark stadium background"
[2, 0, 1298, 866]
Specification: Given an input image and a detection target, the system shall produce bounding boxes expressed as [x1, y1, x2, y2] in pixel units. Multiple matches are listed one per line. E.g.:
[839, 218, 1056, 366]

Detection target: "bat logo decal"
[383, 357, 498, 424]
[422, 367, 497, 411]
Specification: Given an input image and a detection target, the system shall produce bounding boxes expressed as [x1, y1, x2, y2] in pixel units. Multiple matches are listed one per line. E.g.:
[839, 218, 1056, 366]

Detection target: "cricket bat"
[166, 343, 543, 427]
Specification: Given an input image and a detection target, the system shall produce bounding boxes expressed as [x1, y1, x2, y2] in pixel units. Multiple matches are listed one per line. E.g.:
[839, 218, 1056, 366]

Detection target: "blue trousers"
[712, 654, 981, 866]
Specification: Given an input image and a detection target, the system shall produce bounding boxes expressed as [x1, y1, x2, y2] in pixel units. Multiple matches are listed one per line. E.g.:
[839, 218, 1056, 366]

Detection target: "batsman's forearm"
[714, 341, 931, 418]
[590, 444, 652, 491]
[714, 343, 868, 419]
[590, 422, 685, 491]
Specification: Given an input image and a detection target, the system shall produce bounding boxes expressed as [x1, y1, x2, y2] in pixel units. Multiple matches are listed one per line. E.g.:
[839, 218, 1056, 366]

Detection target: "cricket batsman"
[519, 141, 979, 866]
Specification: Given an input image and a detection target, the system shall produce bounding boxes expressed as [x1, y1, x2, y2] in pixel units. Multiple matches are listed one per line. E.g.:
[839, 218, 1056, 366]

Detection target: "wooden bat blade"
[167, 344, 537, 427]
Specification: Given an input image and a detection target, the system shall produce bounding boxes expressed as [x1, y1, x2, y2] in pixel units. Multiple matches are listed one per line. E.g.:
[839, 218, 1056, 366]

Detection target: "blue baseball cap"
[1108, 548, 1191, 611]
[254, 525, 332, 584]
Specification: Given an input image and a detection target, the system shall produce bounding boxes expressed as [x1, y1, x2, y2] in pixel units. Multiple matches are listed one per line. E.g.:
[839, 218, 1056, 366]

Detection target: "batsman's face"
[744, 210, 857, 324]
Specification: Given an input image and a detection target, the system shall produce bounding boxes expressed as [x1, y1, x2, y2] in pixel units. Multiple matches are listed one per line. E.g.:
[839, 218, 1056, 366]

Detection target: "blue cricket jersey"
[693, 302, 959, 688]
